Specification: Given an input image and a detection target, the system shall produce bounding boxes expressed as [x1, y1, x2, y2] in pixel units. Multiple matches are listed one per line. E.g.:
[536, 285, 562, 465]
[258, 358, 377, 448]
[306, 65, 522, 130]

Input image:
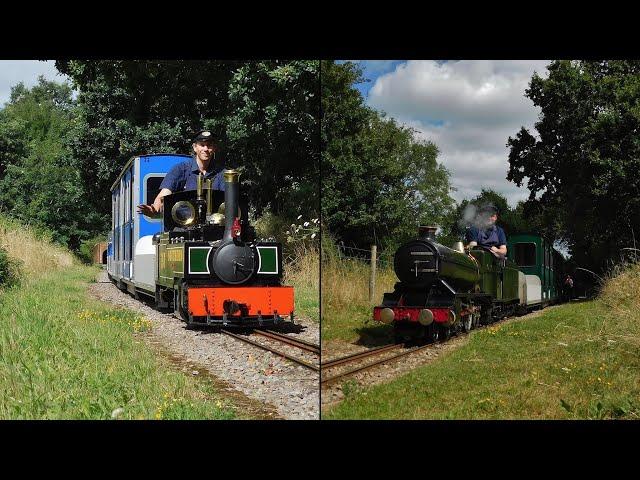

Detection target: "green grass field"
[0, 265, 238, 419]
[324, 296, 640, 419]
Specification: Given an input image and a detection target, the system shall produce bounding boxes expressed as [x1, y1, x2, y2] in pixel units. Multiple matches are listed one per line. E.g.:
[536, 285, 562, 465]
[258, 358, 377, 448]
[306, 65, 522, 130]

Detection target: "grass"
[324, 263, 640, 419]
[284, 243, 319, 323]
[321, 243, 396, 343]
[0, 215, 237, 420]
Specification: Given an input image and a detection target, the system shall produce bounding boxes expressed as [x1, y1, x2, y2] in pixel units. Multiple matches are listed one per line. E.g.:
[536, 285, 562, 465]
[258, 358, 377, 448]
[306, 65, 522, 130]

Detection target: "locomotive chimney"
[418, 225, 437, 241]
[222, 169, 240, 242]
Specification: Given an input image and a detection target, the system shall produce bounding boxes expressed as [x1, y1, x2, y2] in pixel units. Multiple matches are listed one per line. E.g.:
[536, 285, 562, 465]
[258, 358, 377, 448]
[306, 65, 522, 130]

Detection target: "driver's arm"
[490, 244, 507, 256]
[152, 188, 172, 213]
[466, 240, 478, 249]
[137, 188, 172, 218]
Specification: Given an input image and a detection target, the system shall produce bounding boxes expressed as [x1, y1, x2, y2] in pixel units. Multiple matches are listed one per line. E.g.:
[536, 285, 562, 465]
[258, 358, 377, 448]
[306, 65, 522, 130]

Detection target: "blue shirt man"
[137, 130, 224, 218]
[159, 156, 226, 192]
[465, 207, 508, 257]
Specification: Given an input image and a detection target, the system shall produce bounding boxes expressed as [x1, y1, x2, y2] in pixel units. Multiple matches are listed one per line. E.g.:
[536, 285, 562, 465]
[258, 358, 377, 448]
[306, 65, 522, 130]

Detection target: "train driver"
[136, 130, 225, 218]
[465, 205, 507, 257]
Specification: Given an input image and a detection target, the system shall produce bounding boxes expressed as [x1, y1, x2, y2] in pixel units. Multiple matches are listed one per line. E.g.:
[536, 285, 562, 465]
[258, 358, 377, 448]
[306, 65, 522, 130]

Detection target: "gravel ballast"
[89, 270, 319, 420]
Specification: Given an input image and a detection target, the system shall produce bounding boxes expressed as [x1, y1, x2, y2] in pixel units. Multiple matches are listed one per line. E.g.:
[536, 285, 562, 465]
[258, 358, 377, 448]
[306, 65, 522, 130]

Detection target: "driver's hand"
[137, 204, 158, 217]
[490, 246, 498, 253]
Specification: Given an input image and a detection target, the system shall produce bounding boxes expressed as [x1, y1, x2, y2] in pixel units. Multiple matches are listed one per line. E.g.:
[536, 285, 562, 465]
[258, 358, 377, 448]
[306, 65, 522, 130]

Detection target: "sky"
[0, 59, 550, 208]
[0, 60, 69, 108]
[351, 60, 551, 207]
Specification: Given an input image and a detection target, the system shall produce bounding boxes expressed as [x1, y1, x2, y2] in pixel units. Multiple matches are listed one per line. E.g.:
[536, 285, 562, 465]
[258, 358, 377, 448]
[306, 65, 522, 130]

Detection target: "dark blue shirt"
[159, 157, 225, 192]
[466, 225, 507, 247]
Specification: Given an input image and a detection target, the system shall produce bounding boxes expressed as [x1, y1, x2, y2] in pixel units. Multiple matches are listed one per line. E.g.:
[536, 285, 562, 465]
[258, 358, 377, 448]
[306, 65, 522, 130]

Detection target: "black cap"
[478, 204, 498, 215]
[192, 130, 215, 143]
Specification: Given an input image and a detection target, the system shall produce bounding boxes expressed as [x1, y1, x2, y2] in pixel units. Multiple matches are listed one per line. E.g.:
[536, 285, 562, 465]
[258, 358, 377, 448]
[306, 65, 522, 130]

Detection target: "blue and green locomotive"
[373, 226, 564, 343]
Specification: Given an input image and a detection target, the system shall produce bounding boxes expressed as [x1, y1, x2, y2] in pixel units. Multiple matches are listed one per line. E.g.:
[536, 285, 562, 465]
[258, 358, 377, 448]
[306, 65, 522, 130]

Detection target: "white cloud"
[367, 60, 550, 206]
[0, 60, 68, 108]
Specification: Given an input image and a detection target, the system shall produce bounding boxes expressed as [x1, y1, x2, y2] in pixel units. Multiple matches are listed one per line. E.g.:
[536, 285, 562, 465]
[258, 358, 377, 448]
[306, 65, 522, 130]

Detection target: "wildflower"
[303, 222, 309, 227]
[297, 215, 302, 220]
[111, 407, 125, 419]
[311, 233, 316, 239]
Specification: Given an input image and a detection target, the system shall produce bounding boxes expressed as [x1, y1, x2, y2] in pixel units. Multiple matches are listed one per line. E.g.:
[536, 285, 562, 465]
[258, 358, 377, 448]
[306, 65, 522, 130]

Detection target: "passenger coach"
[107, 154, 191, 298]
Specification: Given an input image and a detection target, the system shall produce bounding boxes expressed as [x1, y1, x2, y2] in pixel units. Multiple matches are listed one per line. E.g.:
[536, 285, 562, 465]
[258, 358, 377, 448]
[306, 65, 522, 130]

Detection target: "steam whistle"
[206, 178, 213, 213]
[195, 173, 207, 226]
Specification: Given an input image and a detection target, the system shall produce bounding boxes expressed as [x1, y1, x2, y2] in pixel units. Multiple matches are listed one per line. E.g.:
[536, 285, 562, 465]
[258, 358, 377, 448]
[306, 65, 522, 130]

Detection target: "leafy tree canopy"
[0, 77, 95, 250]
[507, 60, 640, 272]
[445, 189, 529, 245]
[321, 60, 455, 251]
[55, 60, 319, 233]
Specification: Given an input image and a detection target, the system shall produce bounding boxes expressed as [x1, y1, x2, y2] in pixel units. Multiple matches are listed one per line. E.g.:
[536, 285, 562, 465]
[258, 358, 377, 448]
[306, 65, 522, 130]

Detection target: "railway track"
[321, 306, 550, 387]
[321, 343, 434, 386]
[221, 329, 320, 372]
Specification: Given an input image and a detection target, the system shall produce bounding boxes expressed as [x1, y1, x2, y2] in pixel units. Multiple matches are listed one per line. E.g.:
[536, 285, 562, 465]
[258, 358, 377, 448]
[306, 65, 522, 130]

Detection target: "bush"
[0, 246, 21, 289]
[77, 235, 107, 265]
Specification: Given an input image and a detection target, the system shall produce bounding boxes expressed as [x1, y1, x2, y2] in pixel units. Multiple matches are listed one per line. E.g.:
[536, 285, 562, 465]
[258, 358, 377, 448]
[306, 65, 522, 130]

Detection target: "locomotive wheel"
[480, 307, 493, 325]
[439, 325, 451, 341]
[428, 324, 440, 343]
[174, 282, 195, 328]
[462, 315, 473, 333]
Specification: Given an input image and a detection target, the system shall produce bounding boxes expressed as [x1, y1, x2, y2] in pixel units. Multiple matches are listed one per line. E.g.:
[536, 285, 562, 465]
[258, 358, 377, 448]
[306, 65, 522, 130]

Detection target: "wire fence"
[336, 244, 394, 268]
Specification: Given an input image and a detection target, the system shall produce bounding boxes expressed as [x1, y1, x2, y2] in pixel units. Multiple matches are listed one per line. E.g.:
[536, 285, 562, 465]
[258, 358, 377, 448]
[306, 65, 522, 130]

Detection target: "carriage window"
[514, 243, 536, 267]
[146, 176, 165, 205]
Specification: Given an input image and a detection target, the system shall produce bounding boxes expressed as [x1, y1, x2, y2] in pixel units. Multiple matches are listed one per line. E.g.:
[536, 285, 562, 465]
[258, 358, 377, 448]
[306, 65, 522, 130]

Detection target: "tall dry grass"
[0, 214, 75, 285]
[599, 260, 640, 337]
[321, 238, 397, 341]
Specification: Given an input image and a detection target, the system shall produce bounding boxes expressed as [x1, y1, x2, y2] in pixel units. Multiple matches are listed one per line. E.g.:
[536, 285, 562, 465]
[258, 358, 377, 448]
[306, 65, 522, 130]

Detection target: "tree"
[321, 61, 454, 250]
[0, 77, 93, 250]
[55, 60, 319, 231]
[445, 189, 529, 244]
[507, 60, 640, 272]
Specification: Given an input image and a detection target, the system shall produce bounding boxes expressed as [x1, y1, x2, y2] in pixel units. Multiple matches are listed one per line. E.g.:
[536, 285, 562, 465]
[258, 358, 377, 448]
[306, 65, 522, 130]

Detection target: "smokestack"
[418, 225, 437, 241]
[222, 169, 240, 242]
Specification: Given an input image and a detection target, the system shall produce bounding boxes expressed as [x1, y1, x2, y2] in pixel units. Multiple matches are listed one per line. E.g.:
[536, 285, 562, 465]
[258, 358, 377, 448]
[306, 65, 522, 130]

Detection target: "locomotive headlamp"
[418, 309, 434, 326]
[380, 308, 395, 324]
[209, 212, 225, 225]
[217, 202, 242, 219]
[171, 201, 196, 226]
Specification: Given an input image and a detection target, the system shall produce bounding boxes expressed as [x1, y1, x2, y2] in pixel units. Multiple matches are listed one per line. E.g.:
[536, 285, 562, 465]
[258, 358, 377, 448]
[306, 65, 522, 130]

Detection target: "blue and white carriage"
[107, 154, 190, 298]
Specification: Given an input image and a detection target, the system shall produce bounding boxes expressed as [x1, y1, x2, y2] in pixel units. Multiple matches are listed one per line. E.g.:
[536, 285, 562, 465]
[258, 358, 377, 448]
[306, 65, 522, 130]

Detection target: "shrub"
[0, 246, 21, 289]
[77, 235, 107, 265]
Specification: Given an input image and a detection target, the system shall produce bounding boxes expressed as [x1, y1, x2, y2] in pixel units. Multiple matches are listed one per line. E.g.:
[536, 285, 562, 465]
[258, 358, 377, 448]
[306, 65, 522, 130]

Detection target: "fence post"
[369, 244, 377, 303]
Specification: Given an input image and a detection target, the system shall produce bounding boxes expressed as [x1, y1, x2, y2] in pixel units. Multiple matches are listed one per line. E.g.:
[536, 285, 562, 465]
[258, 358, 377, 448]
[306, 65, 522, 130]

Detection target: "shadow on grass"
[354, 323, 394, 347]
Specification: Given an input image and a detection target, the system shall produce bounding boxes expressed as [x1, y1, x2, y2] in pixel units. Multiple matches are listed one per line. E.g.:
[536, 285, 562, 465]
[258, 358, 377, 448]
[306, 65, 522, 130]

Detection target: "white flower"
[297, 214, 303, 220]
[311, 233, 316, 239]
[111, 407, 124, 419]
[303, 222, 309, 227]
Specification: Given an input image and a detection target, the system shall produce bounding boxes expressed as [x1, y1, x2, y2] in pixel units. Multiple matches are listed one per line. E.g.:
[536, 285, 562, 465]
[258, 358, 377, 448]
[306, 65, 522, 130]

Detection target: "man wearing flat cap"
[465, 205, 508, 257]
[137, 130, 225, 217]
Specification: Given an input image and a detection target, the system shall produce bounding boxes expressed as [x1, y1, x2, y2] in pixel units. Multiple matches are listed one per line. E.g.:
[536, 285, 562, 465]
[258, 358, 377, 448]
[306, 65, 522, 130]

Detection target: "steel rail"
[265, 329, 320, 349]
[321, 344, 401, 369]
[253, 330, 320, 354]
[321, 344, 433, 386]
[221, 329, 320, 372]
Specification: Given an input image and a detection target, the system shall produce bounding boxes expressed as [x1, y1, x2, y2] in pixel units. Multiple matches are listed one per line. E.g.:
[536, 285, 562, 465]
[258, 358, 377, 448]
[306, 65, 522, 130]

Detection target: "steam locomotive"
[107, 154, 294, 328]
[373, 225, 563, 343]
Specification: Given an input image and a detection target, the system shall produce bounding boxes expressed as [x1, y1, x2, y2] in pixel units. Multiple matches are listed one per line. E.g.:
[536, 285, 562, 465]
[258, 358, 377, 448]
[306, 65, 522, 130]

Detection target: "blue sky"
[344, 60, 551, 207]
[0, 60, 68, 108]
